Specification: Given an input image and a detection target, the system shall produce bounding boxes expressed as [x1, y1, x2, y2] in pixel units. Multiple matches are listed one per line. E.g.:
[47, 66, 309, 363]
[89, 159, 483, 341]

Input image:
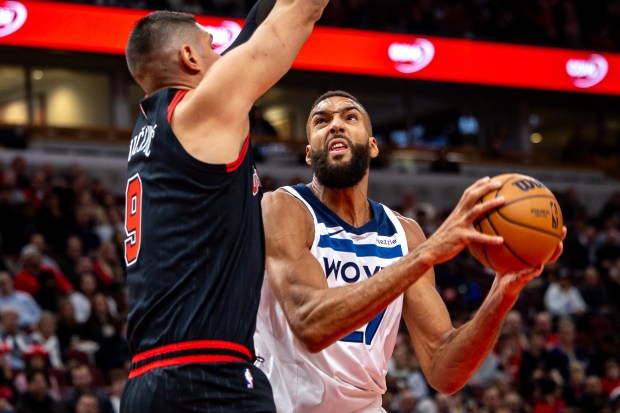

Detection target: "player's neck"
[308, 177, 372, 228]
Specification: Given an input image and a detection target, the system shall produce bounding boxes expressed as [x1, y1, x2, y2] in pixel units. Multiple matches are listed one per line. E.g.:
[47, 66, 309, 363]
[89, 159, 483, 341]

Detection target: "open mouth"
[328, 138, 350, 155]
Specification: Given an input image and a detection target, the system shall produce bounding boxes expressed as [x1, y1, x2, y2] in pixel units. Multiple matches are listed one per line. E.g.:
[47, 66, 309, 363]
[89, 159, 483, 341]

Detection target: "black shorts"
[120, 362, 275, 413]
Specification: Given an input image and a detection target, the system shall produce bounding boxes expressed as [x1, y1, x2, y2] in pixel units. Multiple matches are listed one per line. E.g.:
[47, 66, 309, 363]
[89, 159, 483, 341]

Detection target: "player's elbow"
[291, 322, 331, 353]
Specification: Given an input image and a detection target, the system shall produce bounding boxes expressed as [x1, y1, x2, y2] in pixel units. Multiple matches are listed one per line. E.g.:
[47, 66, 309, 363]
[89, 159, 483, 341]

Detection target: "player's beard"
[311, 136, 371, 188]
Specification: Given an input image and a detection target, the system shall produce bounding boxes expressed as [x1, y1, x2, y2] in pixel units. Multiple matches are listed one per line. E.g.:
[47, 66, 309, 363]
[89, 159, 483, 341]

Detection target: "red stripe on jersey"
[131, 340, 252, 364]
[226, 136, 250, 173]
[167, 89, 189, 124]
[128, 354, 247, 379]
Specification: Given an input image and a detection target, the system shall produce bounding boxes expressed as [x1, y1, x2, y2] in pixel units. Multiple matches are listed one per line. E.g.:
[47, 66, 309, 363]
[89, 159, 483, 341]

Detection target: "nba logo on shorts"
[244, 368, 254, 388]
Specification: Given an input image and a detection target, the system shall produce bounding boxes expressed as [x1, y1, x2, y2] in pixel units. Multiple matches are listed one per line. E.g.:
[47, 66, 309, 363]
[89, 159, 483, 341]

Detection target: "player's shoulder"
[390, 209, 427, 244]
[263, 187, 310, 217]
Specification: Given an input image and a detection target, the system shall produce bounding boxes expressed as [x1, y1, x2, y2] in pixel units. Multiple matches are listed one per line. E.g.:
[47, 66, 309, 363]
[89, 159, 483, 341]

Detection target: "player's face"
[306, 96, 378, 188]
[195, 24, 219, 63]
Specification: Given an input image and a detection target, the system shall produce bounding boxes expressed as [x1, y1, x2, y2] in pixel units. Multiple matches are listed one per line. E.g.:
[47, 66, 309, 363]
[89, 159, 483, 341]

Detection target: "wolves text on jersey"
[128, 124, 157, 162]
[323, 258, 383, 283]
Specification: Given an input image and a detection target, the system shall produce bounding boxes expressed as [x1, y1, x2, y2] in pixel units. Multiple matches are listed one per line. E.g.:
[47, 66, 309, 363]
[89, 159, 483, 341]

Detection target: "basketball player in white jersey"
[254, 90, 566, 413]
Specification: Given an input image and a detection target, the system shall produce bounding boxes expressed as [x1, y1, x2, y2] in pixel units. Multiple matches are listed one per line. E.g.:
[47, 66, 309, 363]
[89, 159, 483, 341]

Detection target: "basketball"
[468, 173, 563, 273]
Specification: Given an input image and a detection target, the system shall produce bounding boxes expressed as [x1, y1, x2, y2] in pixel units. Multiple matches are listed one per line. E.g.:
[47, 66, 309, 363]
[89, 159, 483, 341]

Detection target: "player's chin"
[328, 153, 351, 163]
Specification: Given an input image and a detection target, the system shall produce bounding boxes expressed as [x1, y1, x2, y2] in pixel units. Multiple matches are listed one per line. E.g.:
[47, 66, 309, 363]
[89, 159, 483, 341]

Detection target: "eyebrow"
[311, 105, 362, 119]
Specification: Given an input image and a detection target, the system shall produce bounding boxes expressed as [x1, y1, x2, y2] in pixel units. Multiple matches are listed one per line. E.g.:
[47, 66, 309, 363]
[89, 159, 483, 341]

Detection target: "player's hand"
[424, 176, 505, 265]
[495, 265, 544, 298]
[546, 226, 567, 264]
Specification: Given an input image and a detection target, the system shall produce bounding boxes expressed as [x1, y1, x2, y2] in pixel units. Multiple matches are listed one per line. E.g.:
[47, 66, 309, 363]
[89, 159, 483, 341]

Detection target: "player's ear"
[305, 145, 312, 166]
[369, 137, 379, 159]
[180, 45, 200, 73]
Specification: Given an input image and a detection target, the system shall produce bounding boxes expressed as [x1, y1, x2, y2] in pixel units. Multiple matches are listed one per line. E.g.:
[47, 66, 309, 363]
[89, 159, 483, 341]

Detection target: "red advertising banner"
[1, 0, 619, 95]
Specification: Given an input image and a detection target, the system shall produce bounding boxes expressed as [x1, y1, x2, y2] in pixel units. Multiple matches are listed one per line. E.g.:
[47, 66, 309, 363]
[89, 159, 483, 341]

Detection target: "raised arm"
[402, 222, 566, 395]
[173, 0, 328, 164]
[263, 177, 507, 353]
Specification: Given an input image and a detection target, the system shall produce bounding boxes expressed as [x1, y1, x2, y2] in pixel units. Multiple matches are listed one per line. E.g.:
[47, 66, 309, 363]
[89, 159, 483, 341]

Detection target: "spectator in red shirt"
[14, 246, 72, 312]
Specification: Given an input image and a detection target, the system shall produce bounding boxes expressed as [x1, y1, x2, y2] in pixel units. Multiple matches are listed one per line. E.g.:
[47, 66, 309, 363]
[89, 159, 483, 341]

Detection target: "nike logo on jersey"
[128, 124, 157, 162]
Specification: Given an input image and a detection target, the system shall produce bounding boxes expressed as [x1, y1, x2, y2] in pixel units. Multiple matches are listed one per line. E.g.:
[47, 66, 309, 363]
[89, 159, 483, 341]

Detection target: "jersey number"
[340, 311, 386, 345]
[125, 174, 143, 266]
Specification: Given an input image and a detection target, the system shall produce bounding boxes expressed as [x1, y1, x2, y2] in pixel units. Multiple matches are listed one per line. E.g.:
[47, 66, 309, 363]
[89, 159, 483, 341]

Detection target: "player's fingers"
[547, 241, 564, 264]
[469, 195, 505, 223]
[469, 232, 504, 246]
[463, 177, 503, 204]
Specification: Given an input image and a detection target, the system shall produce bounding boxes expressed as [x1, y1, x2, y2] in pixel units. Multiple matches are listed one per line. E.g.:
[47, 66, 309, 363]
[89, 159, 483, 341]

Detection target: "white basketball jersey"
[255, 184, 409, 413]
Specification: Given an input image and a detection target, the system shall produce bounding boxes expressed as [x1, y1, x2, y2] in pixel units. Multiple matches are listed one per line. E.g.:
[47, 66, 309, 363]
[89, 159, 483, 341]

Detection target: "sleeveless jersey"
[255, 184, 408, 413]
[125, 88, 264, 361]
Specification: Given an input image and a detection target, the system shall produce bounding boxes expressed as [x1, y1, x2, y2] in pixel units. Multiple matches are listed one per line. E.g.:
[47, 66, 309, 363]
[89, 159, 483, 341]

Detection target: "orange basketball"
[468, 173, 563, 273]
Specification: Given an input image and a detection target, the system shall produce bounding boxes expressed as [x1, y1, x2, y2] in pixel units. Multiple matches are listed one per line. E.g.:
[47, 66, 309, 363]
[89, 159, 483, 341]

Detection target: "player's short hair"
[309, 90, 373, 135]
[126, 11, 198, 76]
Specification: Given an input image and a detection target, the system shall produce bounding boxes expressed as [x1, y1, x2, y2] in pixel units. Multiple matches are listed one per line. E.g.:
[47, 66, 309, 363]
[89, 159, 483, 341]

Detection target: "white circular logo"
[566, 54, 608, 88]
[0, 1, 27, 38]
[202, 20, 241, 54]
[388, 38, 435, 74]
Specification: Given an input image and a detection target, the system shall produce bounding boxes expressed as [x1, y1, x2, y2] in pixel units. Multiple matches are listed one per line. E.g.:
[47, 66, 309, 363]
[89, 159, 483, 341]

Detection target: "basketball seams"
[484, 211, 534, 270]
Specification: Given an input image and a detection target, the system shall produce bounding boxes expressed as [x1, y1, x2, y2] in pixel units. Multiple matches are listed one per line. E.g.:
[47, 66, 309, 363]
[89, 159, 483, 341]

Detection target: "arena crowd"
[0, 156, 618, 412]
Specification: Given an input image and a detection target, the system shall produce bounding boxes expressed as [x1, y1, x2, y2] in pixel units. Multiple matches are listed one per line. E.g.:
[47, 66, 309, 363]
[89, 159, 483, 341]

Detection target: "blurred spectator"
[0, 271, 41, 330]
[74, 392, 98, 413]
[54, 298, 85, 361]
[596, 227, 620, 272]
[578, 375, 608, 412]
[34, 192, 67, 257]
[503, 391, 527, 413]
[14, 368, 66, 413]
[91, 243, 124, 287]
[532, 311, 556, 346]
[562, 219, 599, 270]
[29, 312, 64, 371]
[0, 351, 15, 408]
[64, 364, 113, 413]
[68, 273, 100, 325]
[26, 235, 59, 270]
[530, 376, 567, 413]
[601, 358, 620, 397]
[480, 385, 503, 413]
[394, 389, 416, 413]
[14, 246, 72, 313]
[66, 206, 100, 256]
[495, 311, 528, 381]
[549, 318, 591, 382]
[519, 330, 555, 391]
[578, 266, 612, 313]
[14, 344, 62, 401]
[543, 268, 587, 318]
[82, 294, 128, 376]
[106, 369, 126, 413]
[0, 306, 30, 370]
[562, 361, 587, 407]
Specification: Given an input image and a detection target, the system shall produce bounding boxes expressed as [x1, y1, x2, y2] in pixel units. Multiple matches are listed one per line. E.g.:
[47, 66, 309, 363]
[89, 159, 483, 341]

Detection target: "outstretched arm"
[222, 0, 276, 54]
[263, 177, 507, 353]
[403, 223, 566, 394]
[173, 0, 328, 164]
